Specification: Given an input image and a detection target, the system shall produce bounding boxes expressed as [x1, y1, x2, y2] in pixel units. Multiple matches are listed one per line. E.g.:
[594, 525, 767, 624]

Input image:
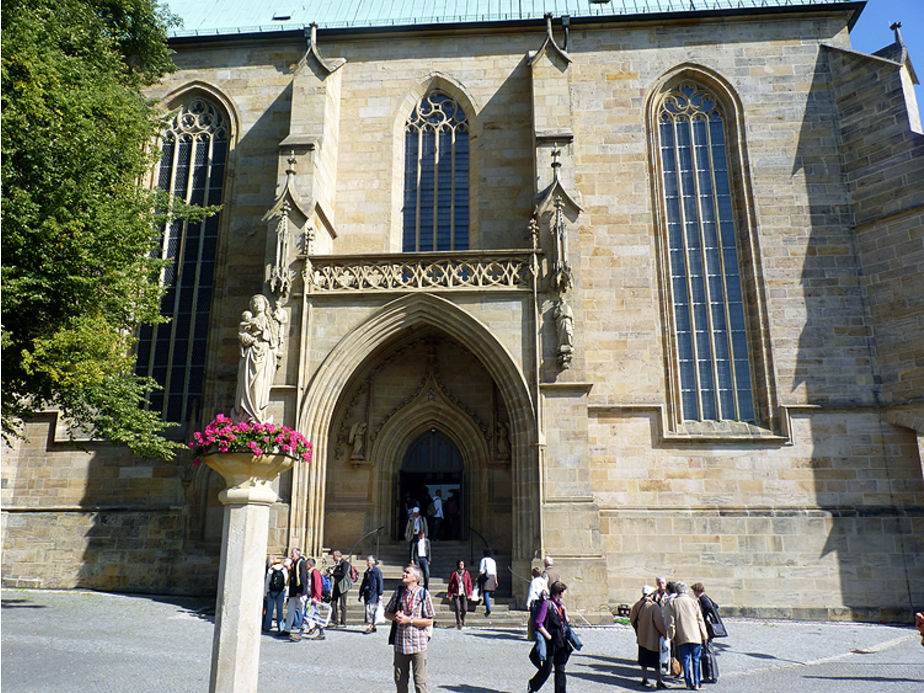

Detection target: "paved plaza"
[2, 589, 922, 692]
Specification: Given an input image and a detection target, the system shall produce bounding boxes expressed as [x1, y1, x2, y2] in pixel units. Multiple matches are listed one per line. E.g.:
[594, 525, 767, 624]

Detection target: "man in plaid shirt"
[385, 563, 435, 693]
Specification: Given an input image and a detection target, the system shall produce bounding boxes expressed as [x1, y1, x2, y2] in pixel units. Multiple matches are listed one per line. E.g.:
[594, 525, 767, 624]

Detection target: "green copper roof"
[163, 0, 858, 38]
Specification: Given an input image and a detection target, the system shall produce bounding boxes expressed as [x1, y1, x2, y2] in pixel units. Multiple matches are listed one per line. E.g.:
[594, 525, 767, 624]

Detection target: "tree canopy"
[2, 0, 200, 459]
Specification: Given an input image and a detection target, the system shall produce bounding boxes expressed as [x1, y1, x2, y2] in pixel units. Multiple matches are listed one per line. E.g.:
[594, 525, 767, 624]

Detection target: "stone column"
[205, 453, 295, 693]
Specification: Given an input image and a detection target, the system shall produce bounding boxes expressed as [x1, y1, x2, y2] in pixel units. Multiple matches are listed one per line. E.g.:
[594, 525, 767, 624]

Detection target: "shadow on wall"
[791, 48, 924, 620]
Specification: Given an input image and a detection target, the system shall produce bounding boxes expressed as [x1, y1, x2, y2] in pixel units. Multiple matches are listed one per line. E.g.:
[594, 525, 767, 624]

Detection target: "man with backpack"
[329, 550, 356, 627]
[263, 556, 288, 634]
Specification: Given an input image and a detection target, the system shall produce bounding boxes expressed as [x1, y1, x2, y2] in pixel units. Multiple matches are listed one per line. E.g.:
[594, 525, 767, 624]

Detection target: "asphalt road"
[2, 589, 922, 692]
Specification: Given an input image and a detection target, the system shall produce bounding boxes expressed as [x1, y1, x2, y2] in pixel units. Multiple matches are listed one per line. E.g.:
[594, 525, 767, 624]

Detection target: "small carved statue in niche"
[349, 421, 368, 461]
[495, 421, 511, 461]
[233, 294, 286, 423]
[554, 298, 574, 369]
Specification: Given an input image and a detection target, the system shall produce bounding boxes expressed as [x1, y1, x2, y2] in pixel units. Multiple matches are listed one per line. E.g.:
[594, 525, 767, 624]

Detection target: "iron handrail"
[467, 526, 491, 567]
[348, 525, 385, 561]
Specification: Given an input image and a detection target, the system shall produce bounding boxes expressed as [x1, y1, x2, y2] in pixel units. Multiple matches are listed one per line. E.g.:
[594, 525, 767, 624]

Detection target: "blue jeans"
[284, 595, 305, 632]
[415, 558, 430, 590]
[483, 590, 493, 614]
[533, 630, 547, 661]
[678, 642, 703, 689]
[263, 590, 285, 631]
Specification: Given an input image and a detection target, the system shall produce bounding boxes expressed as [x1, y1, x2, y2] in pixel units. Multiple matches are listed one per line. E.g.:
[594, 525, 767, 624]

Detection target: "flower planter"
[204, 452, 296, 506]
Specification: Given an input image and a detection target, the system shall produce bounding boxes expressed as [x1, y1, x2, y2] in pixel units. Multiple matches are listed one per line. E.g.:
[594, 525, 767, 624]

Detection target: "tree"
[2, 0, 207, 459]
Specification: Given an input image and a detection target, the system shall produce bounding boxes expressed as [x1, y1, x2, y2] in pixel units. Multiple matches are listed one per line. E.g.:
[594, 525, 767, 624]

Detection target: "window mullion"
[163, 136, 196, 417]
[706, 113, 740, 421]
[674, 115, 703, 421]
[450, 126, 456, 251]
[692, 115, 721, 420]
[432, 125, 440, 251]
[415, 126, 423, 251]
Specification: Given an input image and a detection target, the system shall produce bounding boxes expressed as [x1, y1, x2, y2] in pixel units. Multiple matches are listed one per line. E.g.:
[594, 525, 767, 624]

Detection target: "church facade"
[3, 0, 923, 621]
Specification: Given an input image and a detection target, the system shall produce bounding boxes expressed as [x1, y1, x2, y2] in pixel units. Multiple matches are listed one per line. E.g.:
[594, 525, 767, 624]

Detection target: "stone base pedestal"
[205, 453, 295, 693]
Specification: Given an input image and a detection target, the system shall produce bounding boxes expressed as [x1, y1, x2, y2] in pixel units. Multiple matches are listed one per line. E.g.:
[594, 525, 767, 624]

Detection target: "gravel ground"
[2, 589, 922, 692]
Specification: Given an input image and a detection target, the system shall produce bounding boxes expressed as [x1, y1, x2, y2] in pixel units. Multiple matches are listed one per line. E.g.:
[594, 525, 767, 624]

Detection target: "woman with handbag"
[527, 580, 572, 693]
[692, 583, 725, 684]
[447, 559, 473, 629]
[477, 549, 498, 617]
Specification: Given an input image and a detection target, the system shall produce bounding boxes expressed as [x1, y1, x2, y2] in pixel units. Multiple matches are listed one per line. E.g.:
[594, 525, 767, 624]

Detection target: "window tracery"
[403, 92, 469, 252]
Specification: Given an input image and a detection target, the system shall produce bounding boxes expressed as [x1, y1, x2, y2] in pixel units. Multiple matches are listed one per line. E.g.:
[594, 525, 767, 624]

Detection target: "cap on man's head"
[412, 506, 420, 513]
[544, 556, 554, 567]
[642, 584, 655, 596]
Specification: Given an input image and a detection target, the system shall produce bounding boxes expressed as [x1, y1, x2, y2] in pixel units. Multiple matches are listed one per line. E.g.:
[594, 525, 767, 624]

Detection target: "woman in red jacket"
[447, 559, 473, 629]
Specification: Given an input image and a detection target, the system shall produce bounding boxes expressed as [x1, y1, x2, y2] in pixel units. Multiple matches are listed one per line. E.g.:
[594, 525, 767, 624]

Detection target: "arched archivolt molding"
[159, 80, 242, 144]
[388, 72, 480, 251]
[368, 378, 493, 538]
[293, 293, 537, 558]
[394, 71, 481, 128]
[645, 63, 778, 433]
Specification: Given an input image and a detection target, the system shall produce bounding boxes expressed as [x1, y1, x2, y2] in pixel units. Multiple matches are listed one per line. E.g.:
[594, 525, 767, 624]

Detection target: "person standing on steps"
[411, 529, 432, 591]
[404, 507, 428, 553]
[447, 559, 473, 629]
[429, 490, 444, 540]
[359, 554, 384, 634]
[477, 548, 498, 617]
[329, 550, 354, 627]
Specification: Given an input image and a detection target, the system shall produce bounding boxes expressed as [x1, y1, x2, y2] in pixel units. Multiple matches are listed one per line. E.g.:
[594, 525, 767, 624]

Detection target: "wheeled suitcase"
[701, 641, 719, 683]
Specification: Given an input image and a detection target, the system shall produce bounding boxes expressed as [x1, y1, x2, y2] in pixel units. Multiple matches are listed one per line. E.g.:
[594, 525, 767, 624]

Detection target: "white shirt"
[432, 496, 444, 518]
[417, 537, 428, 559]
[526, 575, 549, 608]
[479, 556, 497, 576]
[412, 515, 424, 534]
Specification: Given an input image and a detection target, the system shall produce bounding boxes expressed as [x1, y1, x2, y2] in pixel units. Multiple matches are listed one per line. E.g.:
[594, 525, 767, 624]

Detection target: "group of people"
[523, 557, 576, 693]
[630, 577, 726, 690]
[444, 549, 499, 627]
[403, 488, 462, 540]
[263, 548, 387, 641]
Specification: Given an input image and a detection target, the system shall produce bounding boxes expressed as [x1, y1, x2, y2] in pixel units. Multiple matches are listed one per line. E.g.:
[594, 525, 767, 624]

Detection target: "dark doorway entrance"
[397, 430, 464, 541]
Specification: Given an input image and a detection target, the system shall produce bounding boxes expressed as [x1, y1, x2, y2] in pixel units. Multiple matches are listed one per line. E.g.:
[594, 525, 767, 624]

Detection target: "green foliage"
[1, 0, 206, 459]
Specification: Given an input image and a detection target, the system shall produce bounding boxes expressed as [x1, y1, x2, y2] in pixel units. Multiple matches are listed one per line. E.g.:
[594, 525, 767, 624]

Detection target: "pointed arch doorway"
[398, 430, 465, 541]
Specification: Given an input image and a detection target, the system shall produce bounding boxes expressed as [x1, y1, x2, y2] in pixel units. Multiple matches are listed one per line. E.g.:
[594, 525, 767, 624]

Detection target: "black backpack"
[269, 568, 285, 593]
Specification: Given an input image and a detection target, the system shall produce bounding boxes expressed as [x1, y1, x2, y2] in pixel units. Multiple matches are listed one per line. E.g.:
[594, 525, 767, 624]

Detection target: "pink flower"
[253, 447, 263, 456]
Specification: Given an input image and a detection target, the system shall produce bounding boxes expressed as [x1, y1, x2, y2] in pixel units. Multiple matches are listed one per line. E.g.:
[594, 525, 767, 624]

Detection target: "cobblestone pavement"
[2, 589, 922, 692]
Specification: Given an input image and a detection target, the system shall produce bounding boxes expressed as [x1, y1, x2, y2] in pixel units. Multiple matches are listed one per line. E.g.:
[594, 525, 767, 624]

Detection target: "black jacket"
[359, 565, 384, 602]
[542, 599, 569, 653]
[289, 557, 308, 597]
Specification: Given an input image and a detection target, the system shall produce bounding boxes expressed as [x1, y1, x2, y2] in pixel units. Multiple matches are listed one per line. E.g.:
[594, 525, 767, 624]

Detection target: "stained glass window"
[403, 92, 469, 252]
[658, 83, 755, 422]
[136, 97, 227, 424]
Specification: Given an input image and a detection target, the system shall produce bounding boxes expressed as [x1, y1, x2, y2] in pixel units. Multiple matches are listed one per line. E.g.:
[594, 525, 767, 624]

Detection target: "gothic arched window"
[403, 92, 469, 252]
[135, 96, 228, 424]
[656, 82, 756, 423]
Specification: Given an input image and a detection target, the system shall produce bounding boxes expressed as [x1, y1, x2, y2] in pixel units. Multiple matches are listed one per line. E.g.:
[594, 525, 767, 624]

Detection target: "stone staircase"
[344, 541, 526, 628]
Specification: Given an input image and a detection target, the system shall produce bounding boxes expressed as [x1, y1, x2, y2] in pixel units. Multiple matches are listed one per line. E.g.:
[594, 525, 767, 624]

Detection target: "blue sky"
[849, 0, 923, 106]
